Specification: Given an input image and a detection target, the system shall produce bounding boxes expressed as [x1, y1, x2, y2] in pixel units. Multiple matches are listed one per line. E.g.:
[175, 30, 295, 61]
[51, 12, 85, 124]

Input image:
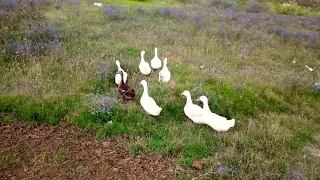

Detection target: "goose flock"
[115, 48, 235, 132]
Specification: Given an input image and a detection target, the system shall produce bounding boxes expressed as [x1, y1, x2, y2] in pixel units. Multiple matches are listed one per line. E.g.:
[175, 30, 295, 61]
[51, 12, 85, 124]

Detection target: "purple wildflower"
[55, 1, 62, 9]
[192, 11, 207, 28]
[169, 8, 188, 20]
[9, 39, 63, 56]
[152, 7, 188, 20]
[97, 64, 110, 78]
[268, 25, 315, 41]
[48, 39, 62, 54]
[286, 167, 304, 180]
[0, 9, 11, 21]
[217, 23, 225, 34]
[271, 14, 320, 31]
[155, 7, 171, 16]
[210, 0, 237, 9]
[268, 26, 292, 39]
[281, 29, 291, 39]
[245, 1, 264, 13]
[268, 25, 319, 48]
[307, 32, 320, 49]
[217, 165, 234, 175]
[22, 22, 59, 41]
[231, 29, 246, 40]
[243, 13, 262, 22]
[102, 5, 127, 20]
[42, 0, 51, 5]
[96, 96, 118, 113]
[70, 0, 79, 5]
[300, 17, 320, 30]
[295, 31, 307, 41]
[0, 0, 20, 10]
[224, 8, 238, 21]
[9, 40, 26, 55]
[102, 96, 117, 108]
[136, 7, 145, 14]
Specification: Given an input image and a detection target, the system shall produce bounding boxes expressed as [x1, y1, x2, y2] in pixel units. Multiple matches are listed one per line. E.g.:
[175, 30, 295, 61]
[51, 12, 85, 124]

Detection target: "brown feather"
[118, 70, 135, 101]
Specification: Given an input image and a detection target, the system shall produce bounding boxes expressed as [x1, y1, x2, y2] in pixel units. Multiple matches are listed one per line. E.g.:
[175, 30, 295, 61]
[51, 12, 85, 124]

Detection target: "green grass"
[55, 149, 65, 164]
[0, 95, 80, 125]
[202, 78, 290, 119]
[1, 113, 15, 124]
[1, 155, 21, 169]
[291, 130, 312, 150]
[265, 2, 320, 16]
[1, 0, 320, 179]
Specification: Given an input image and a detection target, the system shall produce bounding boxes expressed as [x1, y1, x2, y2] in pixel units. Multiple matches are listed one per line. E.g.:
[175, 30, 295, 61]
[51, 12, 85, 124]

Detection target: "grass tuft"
[1, 155, 21, 169]
[121, 47, 140, 58]
[291, 130, 312, 150]
[202, 78, 290, 119]
[0, 95, 80, 125]
[55, 149, 65, 164]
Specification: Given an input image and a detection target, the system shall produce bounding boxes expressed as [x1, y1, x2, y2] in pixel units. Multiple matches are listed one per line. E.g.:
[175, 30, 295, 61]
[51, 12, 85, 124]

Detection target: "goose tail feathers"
[229, 118, 235, 128]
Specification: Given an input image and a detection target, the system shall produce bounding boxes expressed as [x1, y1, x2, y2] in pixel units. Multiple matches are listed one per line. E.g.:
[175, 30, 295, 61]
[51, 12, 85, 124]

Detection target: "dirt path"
[0, 120, 175, 180]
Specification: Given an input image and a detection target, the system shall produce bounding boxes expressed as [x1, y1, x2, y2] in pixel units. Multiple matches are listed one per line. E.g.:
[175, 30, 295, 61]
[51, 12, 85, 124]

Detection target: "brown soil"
[0, 120, 175, 180]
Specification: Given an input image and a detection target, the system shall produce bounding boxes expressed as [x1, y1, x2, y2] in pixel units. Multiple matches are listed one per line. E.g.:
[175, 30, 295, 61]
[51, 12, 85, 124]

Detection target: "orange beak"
[195, 98, 200, 102]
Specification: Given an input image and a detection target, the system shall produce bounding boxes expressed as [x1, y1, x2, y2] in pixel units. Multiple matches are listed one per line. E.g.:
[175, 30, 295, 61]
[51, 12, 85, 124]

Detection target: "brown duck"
[118, 70, 135, 101]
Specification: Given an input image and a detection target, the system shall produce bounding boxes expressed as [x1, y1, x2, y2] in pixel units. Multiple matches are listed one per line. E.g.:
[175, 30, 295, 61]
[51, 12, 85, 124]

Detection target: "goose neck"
[155, 48, 158, 56]
[142, 84, 148, 96]
[186, 95, 193, 105]
[163, 62, 167, 69]
[202, 100, 211, 112]
[141, 55, 145, 63]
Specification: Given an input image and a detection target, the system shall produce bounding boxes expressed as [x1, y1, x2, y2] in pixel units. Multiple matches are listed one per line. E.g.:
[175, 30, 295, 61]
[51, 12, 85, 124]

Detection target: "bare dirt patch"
[305, 145, 320, 157]
[0, 120, 174, 180]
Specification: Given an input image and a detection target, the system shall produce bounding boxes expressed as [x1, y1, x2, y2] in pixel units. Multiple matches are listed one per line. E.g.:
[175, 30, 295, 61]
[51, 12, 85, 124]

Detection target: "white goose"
[159, 58, 171, 83]
[181, 90, 205, 124]
[151, 47, 162, 70]
[140, 80, 162, 116]
[115, 60, 127, 85]
[139, 51, 152, 75]
[197, 96, 235, 132]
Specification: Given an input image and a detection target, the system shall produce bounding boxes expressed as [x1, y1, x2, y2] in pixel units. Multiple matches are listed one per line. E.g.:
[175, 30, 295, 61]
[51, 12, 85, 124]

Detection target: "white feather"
[139, 51, 152, 75]
[140, 80, 162, 116]
[115, 60, 127, 85]
[151, 47, 162, 69]
[158, 58, 171, 83]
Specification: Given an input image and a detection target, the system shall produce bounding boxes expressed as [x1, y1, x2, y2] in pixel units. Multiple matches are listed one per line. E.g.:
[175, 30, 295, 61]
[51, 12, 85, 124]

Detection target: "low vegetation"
[1, 0, 319, 179]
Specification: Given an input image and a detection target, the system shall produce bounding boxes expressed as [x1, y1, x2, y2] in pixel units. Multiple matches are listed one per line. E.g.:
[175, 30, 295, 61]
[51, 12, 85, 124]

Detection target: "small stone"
[305, 65, 314, 72]
[122, 133, 129, 139]
[192, 159, 205, 170]
[94, 149, 102, 156]
[217, 165, 233, 175]
[310, 82, 320, 92]
[113, 167, 118, 171]
[102, 141, 110, 147]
